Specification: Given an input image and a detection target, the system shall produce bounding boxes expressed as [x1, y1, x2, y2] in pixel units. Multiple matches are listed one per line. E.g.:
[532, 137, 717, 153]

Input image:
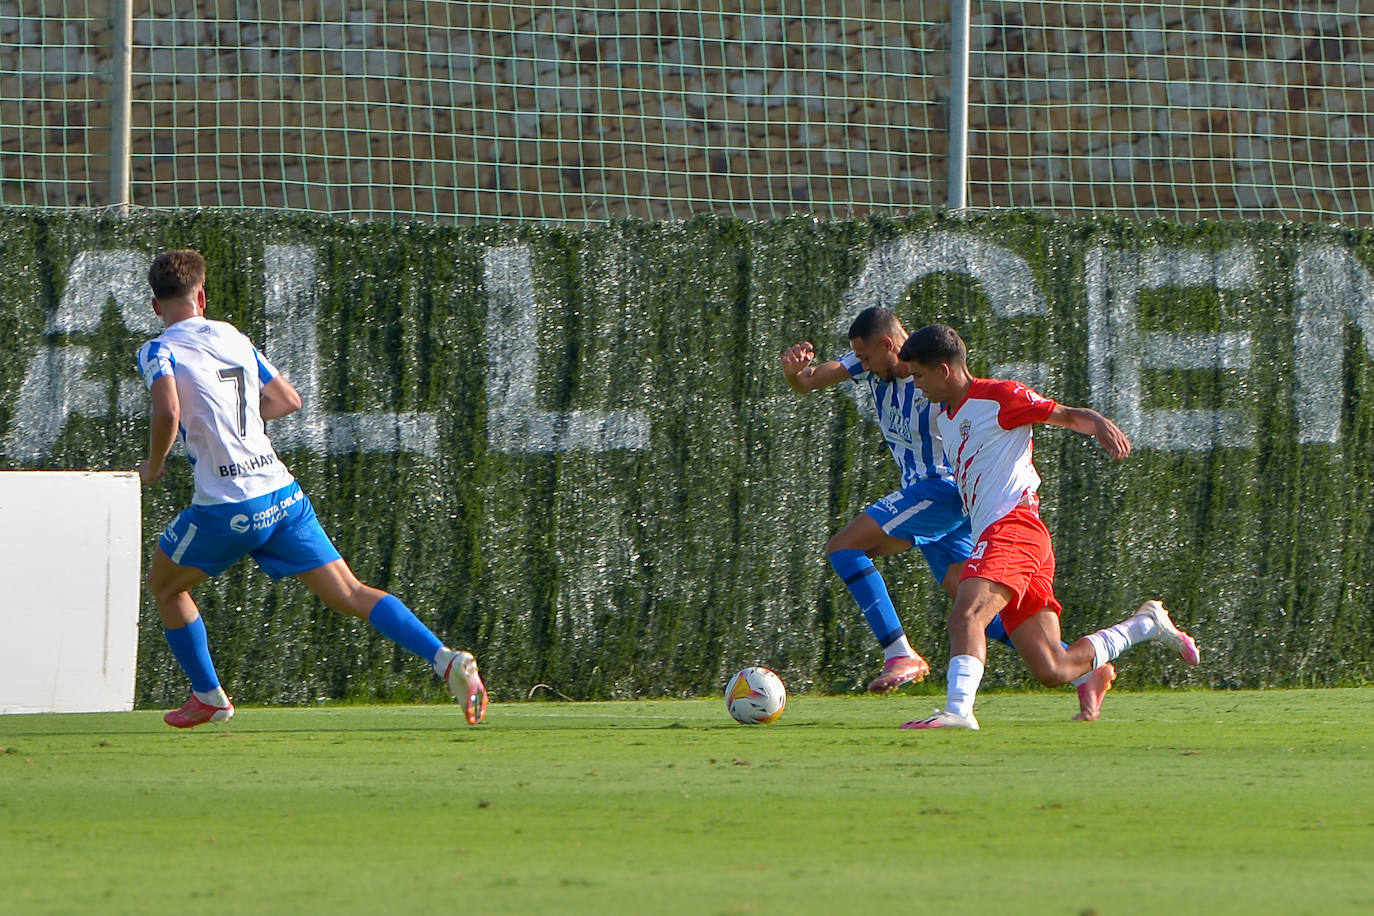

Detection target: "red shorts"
[961, 506, 1062, 634]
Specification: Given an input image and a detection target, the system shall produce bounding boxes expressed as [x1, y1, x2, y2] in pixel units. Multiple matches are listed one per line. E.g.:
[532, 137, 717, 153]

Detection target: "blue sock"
[368, 594, 443, 662]
[163, 617, 220, 693]
[985, 614, 1069, 651]
[829, 549, 904, 648]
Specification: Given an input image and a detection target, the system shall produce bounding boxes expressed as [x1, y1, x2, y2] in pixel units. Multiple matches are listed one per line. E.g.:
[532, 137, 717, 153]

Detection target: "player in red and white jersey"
[894, 324, 1200, 730]
[783, 306, 1114, 719]
[939, 376, 1056, 544]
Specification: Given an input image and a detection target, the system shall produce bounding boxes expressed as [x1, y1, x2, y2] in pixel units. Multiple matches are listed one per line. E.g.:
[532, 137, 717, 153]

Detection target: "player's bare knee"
[147, 573, 177, 605]
[948, 604, 984, 632]
[1036, 670, 1068, 688]
[152, 583, 190, 607]
[331, 587, 372, 618]
[1029, 662, 1073, 688]
[351, 585, 380, 617]
[825, 530, 855, 554]
[332, 582, 384, 619]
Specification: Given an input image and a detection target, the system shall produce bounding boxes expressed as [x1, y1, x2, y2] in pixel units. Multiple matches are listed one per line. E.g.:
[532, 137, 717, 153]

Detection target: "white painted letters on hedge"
[482, 245, 649, 453]
[4, 246, 438, 461]
[839, 232, 1050, 417]
[1086, 244, 1255, 450]
[3, 250, 156, 462]
[1293, 243, 1374, 444]
[263, 244, 438, 456]
[5, 237, 1371, 461]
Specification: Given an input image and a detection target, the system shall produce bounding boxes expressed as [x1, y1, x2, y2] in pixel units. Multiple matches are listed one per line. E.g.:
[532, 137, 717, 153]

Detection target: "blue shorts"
[159, 481, 342, 579]
[863, 478, 974, 584]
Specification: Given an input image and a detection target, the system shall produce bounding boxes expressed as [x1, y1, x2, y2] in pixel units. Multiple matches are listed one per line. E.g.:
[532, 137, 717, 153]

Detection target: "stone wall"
[2, 1, 1372, 223]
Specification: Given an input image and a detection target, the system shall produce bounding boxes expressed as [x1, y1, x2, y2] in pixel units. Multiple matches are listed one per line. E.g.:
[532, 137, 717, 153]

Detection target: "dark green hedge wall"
[1, 209, 1370, 703]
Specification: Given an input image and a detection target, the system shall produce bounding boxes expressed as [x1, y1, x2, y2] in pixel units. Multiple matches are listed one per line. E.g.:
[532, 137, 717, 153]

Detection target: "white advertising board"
[0, 471, 141, 714]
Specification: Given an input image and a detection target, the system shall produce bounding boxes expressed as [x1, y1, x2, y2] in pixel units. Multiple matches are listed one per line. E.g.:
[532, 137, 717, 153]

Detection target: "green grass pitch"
[2, 689, 1372, 915]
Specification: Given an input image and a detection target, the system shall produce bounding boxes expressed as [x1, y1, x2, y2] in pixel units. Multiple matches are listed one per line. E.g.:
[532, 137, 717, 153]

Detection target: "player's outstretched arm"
[260, 375, 303, 420]
[139, 375, 180, 485]
[781, 341, 850, 393]
[1046, 404, 1131, 460]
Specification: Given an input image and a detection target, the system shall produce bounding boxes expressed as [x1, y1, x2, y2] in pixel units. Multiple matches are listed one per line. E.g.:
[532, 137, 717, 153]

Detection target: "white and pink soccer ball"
[724, 666, 787, 724]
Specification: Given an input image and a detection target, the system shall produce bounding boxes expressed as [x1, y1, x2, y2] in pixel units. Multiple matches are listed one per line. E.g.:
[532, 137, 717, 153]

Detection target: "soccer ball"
[724, 666, 787, 724]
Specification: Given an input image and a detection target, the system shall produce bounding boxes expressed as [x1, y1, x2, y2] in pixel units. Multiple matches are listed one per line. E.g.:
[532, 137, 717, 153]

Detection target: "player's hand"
[781, 341, 815, 379]
[1096, 417, 1131, 460]
[138, 459, 164, 486]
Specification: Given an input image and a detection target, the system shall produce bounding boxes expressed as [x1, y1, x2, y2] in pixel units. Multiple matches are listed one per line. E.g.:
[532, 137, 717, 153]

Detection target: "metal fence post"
[109, 0, 133, 214]
[947, 0, 971, 212]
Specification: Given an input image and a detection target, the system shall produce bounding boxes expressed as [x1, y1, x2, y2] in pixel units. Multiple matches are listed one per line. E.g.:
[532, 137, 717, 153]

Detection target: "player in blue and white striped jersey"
[782, 306, 1115, 719]
[137, 249, 487, 728]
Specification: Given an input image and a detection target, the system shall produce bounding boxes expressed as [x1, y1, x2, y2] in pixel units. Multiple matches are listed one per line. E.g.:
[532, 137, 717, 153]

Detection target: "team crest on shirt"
[959, 418, 972, 441]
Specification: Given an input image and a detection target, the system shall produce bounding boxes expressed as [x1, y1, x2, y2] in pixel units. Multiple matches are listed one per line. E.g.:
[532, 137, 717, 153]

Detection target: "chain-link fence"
[3, 1, 1372, 225]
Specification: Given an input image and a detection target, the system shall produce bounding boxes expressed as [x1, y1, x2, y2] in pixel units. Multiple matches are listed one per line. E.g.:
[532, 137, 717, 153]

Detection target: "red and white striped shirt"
[935, 378, 1058, 540]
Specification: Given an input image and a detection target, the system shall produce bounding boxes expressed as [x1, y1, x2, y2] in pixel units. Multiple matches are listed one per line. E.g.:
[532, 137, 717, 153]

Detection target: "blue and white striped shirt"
[840, 351, 952, 486]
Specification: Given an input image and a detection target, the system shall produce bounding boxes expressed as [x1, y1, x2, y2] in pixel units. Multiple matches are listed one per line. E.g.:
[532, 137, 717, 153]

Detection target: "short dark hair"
[899, 323, 967, 368]
[148, 249, 206, 300]
[847, 306, 902, 343]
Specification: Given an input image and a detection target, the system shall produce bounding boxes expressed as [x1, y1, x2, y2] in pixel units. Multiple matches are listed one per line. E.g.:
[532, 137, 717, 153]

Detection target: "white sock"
[1085, 611, 1158, 669]
[1123, 611, 1158, 644]
[432, 646, 454, 678]
[1074, 609, 1160, 683]
[883, 634, 915, 662]
[1084, 632, 1114, 670]
[946, 655, 984, 718]
[194, 686, 230, 708]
